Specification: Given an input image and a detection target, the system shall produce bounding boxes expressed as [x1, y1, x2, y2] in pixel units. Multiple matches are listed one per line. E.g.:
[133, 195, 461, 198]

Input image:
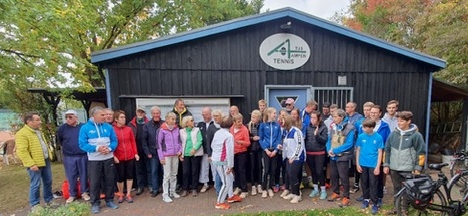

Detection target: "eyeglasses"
[66, 116, 75, 119]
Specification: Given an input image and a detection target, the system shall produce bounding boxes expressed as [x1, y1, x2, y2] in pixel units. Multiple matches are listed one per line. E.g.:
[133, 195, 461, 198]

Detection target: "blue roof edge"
[91, 7, 446, 69]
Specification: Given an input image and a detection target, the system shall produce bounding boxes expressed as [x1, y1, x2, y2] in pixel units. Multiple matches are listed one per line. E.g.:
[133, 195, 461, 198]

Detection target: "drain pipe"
[425, 73, 434, 169]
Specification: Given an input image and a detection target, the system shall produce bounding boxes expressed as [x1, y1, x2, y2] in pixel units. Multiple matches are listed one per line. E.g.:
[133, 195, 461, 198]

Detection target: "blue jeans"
[27, 159, 53, 207]
[147, 156, 161, 192]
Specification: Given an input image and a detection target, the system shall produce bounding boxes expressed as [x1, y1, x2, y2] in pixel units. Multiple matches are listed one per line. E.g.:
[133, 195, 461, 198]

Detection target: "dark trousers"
[147, 155, 162, 192]
[182, 155, 202, 191]
[360, 166, 378, 203]
[261, 151, 277, 190]
[234, 152, 248, 192]
[283, 159, 290, 189]
[274, 152, 285, 185]
[377, 166, 384, 198]
[287, 160, 303, 195]
[88, 158, 115, 205]
[306, 154, 326, 186]
[390, 169, 411, 203]
[330, 160, 350, 198]
[135, 152, 148, 188]
[249, 150, 262, 186]
[63, 155, 88, 197]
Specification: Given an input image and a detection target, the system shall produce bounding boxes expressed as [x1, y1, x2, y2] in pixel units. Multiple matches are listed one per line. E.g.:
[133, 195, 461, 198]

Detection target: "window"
[136, 98, 230, 123]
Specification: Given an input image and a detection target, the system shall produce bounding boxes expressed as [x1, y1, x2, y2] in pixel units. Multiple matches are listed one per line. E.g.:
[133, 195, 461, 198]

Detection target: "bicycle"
[450, 150, 468, 187]
[394, 163, 468, 216]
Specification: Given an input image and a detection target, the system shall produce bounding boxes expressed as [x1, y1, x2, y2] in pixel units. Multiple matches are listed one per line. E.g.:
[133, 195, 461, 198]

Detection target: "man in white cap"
[285, 98, 296, 113]
[128, 106, 150, 195]
[57, 110, 90, 203]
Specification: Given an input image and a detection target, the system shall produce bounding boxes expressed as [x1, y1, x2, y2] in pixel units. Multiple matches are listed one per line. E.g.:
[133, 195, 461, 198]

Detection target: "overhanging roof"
[432, 78, 468, 102]
[91, 7, 446, 69]
[27, 87, 107, 103]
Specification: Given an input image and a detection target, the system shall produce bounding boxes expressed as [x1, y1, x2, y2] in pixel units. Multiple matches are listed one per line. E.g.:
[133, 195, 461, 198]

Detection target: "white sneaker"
[261, 191, 268, 198]
[163, 195, 173, 203]
[66, 196, 75, 204]
[81, 192, 90, 201]
[290, 195, 302, 203]
[280, 189, 290, 197]
[251, 186, 257, 195]
[240, 192, 248, 199]
[172, 192, 181, 199]
[283, 193, 295, 200]
[233, 187, 242, 196]
[200, 184, 209, 193]
[257, 185, 263, 193]
[268, 189, 274, 197]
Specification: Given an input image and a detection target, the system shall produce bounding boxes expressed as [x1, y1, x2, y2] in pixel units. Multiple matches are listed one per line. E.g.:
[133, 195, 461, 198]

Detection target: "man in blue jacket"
[79, 106, 118, 214]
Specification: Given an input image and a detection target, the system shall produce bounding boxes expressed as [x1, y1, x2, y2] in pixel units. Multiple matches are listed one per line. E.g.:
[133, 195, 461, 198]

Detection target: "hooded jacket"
[230, 124, 251, 154]
[259, 121, 282, 151]
[382, 113, 398, 132]
[113, 124, 137, 161]
[383, 124, 425, 172]
[157, 122, 182, 159]
[79, 118, 118, 161]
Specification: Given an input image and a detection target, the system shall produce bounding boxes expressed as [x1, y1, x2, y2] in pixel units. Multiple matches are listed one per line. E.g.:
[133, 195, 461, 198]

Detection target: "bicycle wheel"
[448, 171, 468, 201]
[395, 189, 447, 216]
[451, 160, 468, 186]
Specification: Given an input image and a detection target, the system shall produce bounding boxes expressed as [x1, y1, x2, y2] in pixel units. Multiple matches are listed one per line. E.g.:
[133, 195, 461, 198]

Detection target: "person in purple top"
[157, 112, 182, 203]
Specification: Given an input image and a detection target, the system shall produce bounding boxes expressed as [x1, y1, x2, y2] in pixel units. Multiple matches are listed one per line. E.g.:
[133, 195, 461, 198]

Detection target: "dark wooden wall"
[100, 17, 438, 135]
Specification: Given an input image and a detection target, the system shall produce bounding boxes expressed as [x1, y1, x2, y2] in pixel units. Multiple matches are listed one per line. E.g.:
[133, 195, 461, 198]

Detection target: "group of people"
[15, 97, 425, 215]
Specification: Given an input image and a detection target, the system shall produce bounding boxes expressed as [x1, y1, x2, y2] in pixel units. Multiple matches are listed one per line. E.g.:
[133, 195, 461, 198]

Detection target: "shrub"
[28, 202, 90, 216]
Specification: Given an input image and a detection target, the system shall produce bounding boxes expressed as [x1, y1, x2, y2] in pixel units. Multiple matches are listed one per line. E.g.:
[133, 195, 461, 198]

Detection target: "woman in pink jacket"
[157, 112, 182, 203]
[230, 113, 250, 198]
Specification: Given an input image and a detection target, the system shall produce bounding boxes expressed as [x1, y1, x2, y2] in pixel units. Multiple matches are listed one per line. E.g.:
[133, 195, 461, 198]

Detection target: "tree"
[0, 0, 263, 118]
[341, 0, 468, 85]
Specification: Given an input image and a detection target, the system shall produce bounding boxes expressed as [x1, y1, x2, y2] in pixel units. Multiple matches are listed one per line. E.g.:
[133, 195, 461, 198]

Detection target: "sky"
[261, 0, 350, 20]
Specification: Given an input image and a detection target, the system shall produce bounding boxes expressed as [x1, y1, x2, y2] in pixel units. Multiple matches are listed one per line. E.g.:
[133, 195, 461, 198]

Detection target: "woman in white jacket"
[279, 115, 306, 203]
[211, 116, 242, 209]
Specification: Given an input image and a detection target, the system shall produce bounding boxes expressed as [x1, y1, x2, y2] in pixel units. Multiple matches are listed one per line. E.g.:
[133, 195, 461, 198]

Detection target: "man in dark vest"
[128, 106, 149, 195]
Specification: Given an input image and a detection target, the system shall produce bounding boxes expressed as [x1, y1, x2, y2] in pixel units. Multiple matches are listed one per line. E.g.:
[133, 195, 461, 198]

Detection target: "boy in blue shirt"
[355, 119, 383, 215]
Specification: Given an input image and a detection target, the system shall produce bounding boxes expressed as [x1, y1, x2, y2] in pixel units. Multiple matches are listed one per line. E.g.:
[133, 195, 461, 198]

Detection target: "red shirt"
[230, 125, 251, 154]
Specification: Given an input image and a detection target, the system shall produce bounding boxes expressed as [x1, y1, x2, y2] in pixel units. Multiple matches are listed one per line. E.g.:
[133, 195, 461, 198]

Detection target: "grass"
[231, 205, 394, 216]
[0, 162, 66, 214]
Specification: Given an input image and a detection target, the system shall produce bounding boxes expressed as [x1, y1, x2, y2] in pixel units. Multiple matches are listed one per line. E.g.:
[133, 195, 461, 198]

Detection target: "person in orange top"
[112, 110, 140, 204]
[230, 113, 251, 198]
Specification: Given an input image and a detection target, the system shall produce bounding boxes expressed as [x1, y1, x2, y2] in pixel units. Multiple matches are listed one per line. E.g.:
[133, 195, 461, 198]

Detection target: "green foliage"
[28, 202, 90, 216]
[342, 0, 468, 86]
[0, 0, 263, 125]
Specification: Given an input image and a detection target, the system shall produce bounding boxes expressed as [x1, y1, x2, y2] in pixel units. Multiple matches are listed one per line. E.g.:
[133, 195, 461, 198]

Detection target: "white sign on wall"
[259, 33, 311, 70]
